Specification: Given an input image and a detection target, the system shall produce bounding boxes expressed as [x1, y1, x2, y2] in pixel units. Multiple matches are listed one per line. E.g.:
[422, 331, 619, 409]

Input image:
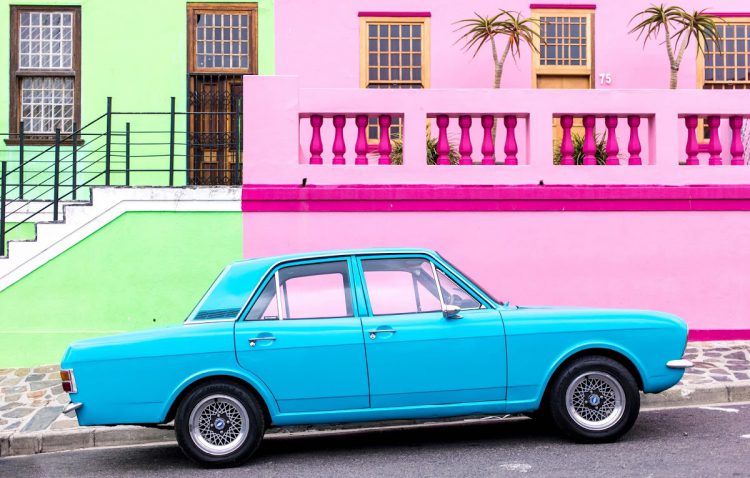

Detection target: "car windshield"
[437, 254, 503, 305]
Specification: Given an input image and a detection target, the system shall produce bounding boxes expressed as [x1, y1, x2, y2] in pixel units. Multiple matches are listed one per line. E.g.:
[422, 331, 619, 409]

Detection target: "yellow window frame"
[696, 17, 750, 142]
[531, 9, 595, 83]
[359, 16, 431, 89]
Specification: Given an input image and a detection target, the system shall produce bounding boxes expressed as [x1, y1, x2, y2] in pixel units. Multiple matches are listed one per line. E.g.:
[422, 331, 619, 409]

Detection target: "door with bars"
[187, 4, 257, 185]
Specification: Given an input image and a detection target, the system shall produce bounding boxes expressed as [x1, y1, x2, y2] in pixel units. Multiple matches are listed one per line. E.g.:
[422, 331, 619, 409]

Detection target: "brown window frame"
[187, 3, 258, 75]
[7, 5, 82, 146]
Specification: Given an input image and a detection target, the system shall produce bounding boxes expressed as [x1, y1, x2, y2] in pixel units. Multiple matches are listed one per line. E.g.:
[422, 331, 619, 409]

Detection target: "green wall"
[0, 0, 275, 190]
[0, 211, 242, 367]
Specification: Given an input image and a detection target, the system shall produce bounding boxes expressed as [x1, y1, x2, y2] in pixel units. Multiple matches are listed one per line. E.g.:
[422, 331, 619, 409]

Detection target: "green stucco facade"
[0, 2, 269, 366]
[0, 211, 242, 367]
[0, 0, 275, 189]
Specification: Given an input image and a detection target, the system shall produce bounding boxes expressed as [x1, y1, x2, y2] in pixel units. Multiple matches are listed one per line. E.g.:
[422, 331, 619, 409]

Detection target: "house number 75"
[599, 73, 613, 85]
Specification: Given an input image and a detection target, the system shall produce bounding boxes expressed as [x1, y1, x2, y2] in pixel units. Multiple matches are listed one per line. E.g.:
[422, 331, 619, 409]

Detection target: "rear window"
[187, 262, 263, 321]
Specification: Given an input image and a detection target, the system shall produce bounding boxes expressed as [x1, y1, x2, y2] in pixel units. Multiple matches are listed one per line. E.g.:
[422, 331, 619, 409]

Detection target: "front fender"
[502, 308, 688, 413]
[538, 341, 647, 400]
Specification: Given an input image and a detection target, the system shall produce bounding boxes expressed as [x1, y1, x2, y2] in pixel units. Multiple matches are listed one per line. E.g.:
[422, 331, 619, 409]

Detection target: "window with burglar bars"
[8, 7, 81, 143]
[701, 21, 750, 90]
[360, 16, 431, 141]
[187, 4, 257, 185]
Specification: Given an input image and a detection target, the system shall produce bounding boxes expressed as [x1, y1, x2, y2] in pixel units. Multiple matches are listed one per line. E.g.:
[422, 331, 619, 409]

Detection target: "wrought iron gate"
[187, 74, 243, 185]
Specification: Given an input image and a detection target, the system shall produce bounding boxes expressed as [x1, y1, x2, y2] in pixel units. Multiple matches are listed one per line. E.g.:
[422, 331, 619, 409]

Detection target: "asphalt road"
[2, 403, 750, 478]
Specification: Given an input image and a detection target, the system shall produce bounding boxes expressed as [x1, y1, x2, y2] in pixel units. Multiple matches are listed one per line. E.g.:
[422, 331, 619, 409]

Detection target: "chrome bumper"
[62, 402, 83, 418]
[666, 359, 694, 369]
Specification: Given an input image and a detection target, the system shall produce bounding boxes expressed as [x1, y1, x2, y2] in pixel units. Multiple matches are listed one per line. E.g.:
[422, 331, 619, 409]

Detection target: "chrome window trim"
[185, 249, 496, 324]
[430, 260, 447, 311]
[433, 266, 484, 311]
[274, 270, 284, 320]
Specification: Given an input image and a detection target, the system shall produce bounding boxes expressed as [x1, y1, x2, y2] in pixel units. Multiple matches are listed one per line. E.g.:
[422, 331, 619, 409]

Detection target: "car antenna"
[301, 177, 308, 187]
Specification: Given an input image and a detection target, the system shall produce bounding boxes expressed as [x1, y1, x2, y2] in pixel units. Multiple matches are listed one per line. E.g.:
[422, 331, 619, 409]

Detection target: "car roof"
[231, 247, 439, 269]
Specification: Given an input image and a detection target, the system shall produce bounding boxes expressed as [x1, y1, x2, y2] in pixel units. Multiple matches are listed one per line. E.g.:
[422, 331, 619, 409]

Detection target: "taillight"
[60, 369, 77, 394]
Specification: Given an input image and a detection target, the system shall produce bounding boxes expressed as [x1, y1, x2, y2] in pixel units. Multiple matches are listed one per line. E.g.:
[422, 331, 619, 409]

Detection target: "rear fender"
[159, 367, 280, 421]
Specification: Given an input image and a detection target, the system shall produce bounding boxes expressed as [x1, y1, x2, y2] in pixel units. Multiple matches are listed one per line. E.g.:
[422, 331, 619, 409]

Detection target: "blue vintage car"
[60, 248, 692, 467]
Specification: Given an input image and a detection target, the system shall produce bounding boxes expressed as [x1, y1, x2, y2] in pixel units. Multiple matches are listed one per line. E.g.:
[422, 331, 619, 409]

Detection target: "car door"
[355, 255, 506, 409]
[235, 258, 369, 413]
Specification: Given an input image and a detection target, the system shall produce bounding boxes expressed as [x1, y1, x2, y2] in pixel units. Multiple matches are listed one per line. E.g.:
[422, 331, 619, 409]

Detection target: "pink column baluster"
[436, 114, 450, 165]
[458, 115, 473, 165]
[504, 115, 519, 165]
[331, 115, 346, 165]
[481, 115, 495, 165]
[377, 114, 392, 165]
[604, 116, 619, 165]
[560, 115, 574, 165]
[309, 115, 323, 165]
[707, 115, 722, 165]
[627, 115, 642, 165]
[684, 115, 699, 166]
[729, 116, 744, 166]
[582, 115, 597, 165]
[355, 114, 368, 165]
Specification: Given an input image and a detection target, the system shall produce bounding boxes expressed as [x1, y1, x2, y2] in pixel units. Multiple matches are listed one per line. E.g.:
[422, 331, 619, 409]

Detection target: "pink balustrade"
[555, 114, 648, 166]
[682, 115, 749, 166]
[247, 77, 750, 184]
[428, 113, 525, 166]
[300, 113, 403, 166]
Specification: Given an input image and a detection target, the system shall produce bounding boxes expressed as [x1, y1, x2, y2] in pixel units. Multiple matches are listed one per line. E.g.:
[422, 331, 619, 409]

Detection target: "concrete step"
[0, 186, 240, 291]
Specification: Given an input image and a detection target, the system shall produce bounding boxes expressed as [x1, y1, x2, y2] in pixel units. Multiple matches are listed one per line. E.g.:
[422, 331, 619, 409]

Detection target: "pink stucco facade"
[242, 1, 750, 335]
[274, 0, 750, 90]
[243, 209, 750, 336]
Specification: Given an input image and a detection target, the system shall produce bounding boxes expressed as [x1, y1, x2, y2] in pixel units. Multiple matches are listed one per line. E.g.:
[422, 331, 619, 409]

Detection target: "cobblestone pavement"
[1, 341, 748, 435]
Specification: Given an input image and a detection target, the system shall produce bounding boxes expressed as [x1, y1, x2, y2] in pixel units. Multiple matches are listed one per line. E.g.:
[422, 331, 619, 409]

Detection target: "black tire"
[175, 381, 266, 467]
[548, 356, 640, 443]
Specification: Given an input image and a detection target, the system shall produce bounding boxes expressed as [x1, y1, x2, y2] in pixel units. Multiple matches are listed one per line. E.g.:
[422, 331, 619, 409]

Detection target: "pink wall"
[275, 0, 750, 90]
[243, 76, 750, 185]
[244, 209, 750, 332]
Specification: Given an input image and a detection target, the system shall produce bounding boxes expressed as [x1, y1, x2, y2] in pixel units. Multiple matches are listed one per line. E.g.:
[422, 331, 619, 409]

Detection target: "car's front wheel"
[175, 381, 265, 467]
[548, 356, 640, 443]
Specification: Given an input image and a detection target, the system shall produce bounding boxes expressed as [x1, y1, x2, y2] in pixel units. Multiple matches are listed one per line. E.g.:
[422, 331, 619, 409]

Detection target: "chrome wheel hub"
[565, 371, 625, 431]
[188, 395, 249, 456]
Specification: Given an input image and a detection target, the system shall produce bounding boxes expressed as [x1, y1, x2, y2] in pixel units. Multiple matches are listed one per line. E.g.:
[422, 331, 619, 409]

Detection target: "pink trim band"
[243, 184, 750, 212]
[358, 12, 431, 18]
[689, 329, 750, 341]
[707, 12, 750, 18]
[529, 3, 597, 10]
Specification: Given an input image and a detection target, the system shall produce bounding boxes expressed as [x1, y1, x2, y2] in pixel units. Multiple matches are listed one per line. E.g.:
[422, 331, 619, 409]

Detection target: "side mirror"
[443, 304, 462, 319]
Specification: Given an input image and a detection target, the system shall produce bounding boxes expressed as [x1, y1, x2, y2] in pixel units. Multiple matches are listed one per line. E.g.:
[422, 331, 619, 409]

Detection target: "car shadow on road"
[256, 417, 558, 457]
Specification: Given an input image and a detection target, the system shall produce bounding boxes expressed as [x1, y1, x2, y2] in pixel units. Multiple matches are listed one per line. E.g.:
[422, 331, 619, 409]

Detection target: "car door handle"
[248, 336, 276, 347]
[368, 328, 396, 340]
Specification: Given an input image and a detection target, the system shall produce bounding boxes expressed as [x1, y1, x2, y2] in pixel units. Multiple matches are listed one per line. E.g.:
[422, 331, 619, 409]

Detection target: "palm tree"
[455, 10, 540, 88]
[629, 5, 721, 89]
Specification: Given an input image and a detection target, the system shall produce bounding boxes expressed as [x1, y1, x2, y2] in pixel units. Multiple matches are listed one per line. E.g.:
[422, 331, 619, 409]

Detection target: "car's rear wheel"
[548, 356, 639, 443]
[175, 381, 265, 467]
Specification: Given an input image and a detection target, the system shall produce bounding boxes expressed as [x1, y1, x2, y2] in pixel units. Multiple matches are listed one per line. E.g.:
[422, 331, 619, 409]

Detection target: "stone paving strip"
[1, 340, 748, 457]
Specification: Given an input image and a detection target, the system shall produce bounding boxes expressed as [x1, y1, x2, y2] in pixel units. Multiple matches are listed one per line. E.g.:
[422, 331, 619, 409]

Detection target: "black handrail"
[0, 94, 244, 259]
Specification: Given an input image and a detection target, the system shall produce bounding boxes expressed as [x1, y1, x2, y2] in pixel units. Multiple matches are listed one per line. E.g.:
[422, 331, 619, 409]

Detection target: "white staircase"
[0, 187, 240, 292]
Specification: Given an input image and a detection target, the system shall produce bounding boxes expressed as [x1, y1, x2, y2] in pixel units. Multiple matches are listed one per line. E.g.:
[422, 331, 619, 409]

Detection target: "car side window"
[361, 258, 442, 315]
[435, 269, 482, 309]
[246, 261, 353, 321]
[245, 279, 280, 321]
